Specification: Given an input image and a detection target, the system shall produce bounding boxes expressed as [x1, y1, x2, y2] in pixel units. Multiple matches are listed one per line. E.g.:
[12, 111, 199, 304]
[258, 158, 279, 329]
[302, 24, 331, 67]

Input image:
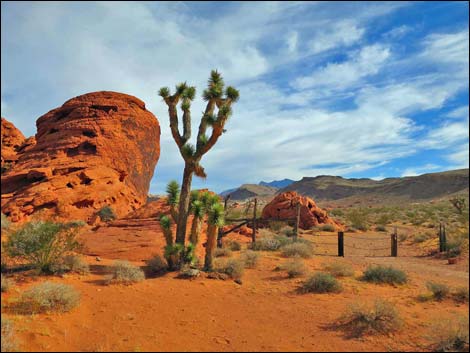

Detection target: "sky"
[1, 1, 469, 194]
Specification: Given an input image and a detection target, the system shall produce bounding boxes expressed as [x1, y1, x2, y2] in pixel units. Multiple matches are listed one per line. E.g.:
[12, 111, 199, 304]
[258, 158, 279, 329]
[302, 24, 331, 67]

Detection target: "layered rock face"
[1, 117, 33, 171]
[261, 191, 342, 230]
[1, 91, 160, 223]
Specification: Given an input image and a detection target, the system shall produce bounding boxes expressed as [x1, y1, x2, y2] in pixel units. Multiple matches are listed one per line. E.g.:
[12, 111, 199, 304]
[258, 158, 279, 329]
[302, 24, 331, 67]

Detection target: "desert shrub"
[375, 225, 386, 232]
[398, 233, 408, 242]
[1, 275, 13, 292]
[1, 213, 10, 230]
[146, 255, 168, 274]
[281, 258, 306, 278]
[321, 224, 336, 232]
[362, 265, 407, 285]
[178, 264, 200, 279]
[1, 318, 17, 352]
[224, 240, 241, 251]
[269, 221, 285, 232]
[5, 221, 81, 274]
[330, 209, 344, 217]
[240, 250, 260, 269]
[164, 243, 196, 270]
[214, 258, 244, 281]
[17, 282, 80, 314]
[279, 226, 295, 237]
[62, 255, 90, 274]
[250, 237, 281, 251]
[376, 214, 391, 226]
[338, 299, 402, 337]
[300, 272, 342, 293]
[430, 316, 469, 352]
[107, 261, 145, 285]
[453, 287, 469, 303]
[346, 209, 368, 231]
[280, 242, 313, 259]
[426, 281, 450, 301]
[97, 205, 116, 222]
[323, 261, 354, 277]
[214, 247, 232, 258]
[413, 232, 433, 243]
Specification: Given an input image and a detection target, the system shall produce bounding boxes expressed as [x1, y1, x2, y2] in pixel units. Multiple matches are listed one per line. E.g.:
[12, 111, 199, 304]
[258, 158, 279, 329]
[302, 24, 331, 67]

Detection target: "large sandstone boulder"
[1, 117, 29, 171]
[261, 191, 342, 230]
[1, 91, 160, 223]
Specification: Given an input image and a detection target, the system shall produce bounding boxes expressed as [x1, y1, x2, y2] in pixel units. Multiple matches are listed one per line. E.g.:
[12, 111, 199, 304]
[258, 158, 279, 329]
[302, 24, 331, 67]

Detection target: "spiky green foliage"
[225, 86, 240, 102]
[181, 143, 196, 158]
[160, 215, 172, 231]
[182, 86, 196, 100]
[191, 200, 205, 219]
[166, 180, 180, 206]
[176, 82, 188, 95]
[198, 134, 208, 145]
[204, 113, 217, 126]
[181, 100, 191, 111]
[158, 87, 170, 98]
[218, 104, 232, 118]
[97, 206, 116, 222]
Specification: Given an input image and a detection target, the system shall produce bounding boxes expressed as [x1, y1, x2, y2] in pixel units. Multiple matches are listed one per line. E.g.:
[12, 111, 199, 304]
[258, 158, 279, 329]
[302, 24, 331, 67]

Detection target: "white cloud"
[446, 106, 469, 120]
[401, 164, 441, 177]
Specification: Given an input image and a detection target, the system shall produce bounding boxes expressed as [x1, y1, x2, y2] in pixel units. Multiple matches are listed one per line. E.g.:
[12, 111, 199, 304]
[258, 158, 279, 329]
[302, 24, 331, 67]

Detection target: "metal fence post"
[338, 231, 344, 257]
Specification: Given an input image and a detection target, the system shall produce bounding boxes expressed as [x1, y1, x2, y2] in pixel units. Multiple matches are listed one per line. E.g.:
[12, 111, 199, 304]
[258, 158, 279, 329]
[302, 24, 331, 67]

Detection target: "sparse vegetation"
[97, 205, 116, 222]
[321, 224, 336, 232]
[337, 299, 402, 337]
[362, 265, 407, 285]
[107, 261, 145, 285]
[224, 240, 241, 251]
[280, 242, 313, 258]
[281, 258, 307, 278]
[214, 247, 232, 257]
[5, 221, 81, 274]
[146, 254, 168, 275]
[240, 250, 260, 268]
[426, 281, 450, 301]
[1, 317, 17, 352]
[178, 264, 200, 279]
[250, 237, 282, 251]
[452, 287, 469, 303]
[346, 209, 368, 231]
[430, 316, 469, 352]
[214, 258, 244, 281]
[300, 272, 342, 293]
[16, 282, 80, 314]
[62, 255, 90, 274]
[1, 275, 13, 292]
[323, 261, 354, 277]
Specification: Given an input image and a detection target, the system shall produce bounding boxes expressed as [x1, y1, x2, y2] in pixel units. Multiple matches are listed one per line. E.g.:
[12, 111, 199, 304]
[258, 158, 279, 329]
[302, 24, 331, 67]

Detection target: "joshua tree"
[204, 202, 225, 271]
[159, 70, 239, 245]
[450, 197, 466, 215]
[189, 199, 205, 246]
[166, 180, 180, 222]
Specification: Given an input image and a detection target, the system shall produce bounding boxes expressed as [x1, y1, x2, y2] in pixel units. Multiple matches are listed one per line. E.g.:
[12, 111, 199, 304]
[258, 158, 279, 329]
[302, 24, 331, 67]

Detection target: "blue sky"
[1, 1, 469, 194]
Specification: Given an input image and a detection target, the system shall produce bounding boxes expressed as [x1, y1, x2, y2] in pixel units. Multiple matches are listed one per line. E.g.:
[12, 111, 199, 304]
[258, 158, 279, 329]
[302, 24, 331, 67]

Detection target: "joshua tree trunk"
[190, 216, 202, 246]
[204, 224, 218, 271]
[175, 164, 194, 244]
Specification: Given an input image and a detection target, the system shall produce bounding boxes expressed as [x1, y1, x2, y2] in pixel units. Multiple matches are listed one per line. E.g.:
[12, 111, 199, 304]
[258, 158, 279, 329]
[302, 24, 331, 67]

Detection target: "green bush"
[323, 261, 354, 277]
[346, 209, 368, 231]
[426, 282, 450, 301]
[453, 287, 469, 303]
[300, 272, 342, 293]
[280, 242, 313, 258]
[97, 206, 116, 222]
[338, 299, 402, 337]
[1, 275, 13, 292]
[62, 255, 90, 274]
[321, 224, 336, 232]
[281, 258, 306, 278]
[5, 221, 81, 274]
[362, 265, 407, 285]
[17, 282, 80, 314]
[1, 318, 17, 352]
[214, 247, 232, 258]
[214, 258, 245, 281]
[164, 243, 196, 270]
[107, 261, 145, 285]
[146, 255, 168, 274]
[240, 250, 260, 269]
[430, 316, 469, 352]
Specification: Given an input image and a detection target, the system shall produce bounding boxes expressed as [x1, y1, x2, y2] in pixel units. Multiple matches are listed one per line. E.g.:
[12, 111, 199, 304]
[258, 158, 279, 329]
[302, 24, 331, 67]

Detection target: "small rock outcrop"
[1, 117, 30, 172]
[261, 191, 342, 230]
[1, 91, 160, 223]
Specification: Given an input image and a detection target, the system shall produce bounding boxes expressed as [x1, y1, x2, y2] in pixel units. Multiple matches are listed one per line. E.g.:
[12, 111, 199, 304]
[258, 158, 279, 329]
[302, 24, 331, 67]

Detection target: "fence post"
[251, 198, 257, 244]
[391, 228, 398, 257]
[338, 231, 344, 257]
[442, 223, 447, 252]
[439, 222, 446, 252]
[293, 202, 300, 242]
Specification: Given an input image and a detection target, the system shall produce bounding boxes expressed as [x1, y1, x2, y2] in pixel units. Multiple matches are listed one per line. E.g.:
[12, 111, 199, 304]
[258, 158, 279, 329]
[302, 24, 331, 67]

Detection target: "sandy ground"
[2, 219, 469, 352]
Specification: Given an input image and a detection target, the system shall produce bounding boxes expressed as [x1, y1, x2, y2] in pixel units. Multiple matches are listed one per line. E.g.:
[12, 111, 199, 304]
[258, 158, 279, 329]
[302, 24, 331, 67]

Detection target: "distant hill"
[220, 184, 278, 200]
[280, 169, 469, 202]
[259, 178, 295, 188]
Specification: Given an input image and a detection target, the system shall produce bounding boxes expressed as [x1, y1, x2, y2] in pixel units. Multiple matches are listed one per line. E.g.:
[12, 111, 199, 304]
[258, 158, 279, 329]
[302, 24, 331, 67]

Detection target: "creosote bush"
[426, 281, 450, 301]
[250, 237, 281, 251]
[97, 206, 116, 222]
[323, 261, 354, 277]
[362, 265, 407, 285]
[430, 316, 469, 352]
[16, 282, 80, 314]
[214, 258, 244, 281]
[280, 242, 313, 259]
[300, 272, 342, 293]
[453, 287, 469, 303]
[146, 255, 168, 275]
[281, 258, 307, 278]
[214, 247, 232, 258]
[5, 221, 81, 274]
[107, 261, 145, 285]
[337, 299, 402, 337]
[62, 255, 90, 274]
[240, 250, 260, 269]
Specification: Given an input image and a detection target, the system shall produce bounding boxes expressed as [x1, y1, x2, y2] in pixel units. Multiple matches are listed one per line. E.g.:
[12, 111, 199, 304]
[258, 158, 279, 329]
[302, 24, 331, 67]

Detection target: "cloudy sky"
[1, 1, 469, 194]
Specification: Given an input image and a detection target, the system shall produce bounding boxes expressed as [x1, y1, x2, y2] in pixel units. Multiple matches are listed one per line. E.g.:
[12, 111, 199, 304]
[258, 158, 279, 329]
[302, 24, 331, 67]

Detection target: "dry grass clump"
[250, 237, 282, 251]
[107, 261, 145, 285]
[214, 258, 245, 281]
[240, 250, 260, 269]
[146, 255, 168, 275]
[426, 281, 450, 301]
[337, 299, 402, 337]
[429, 316, 469, 352]
[62, 255, 90, 274]
[321, 224, 336, 232]
[281, 258, 307, 278]
[1, 318, 17, 352]
[1, 275, 13, 293]
[300, 272, 342, 293]
[214, 247, 232, 258]
[362, 265, 407, 285]
[280, 242, 313, 259]
[322, 261, 354, 277]
[16, 282, 80, 314]
[452, 287, 469, 303]
[224, 240, 241, 251]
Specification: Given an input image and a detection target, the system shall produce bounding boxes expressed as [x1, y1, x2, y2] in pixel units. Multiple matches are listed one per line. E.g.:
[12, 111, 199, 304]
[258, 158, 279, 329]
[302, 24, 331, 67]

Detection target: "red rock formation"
[261, 191, 343, 230]
[1, 91, 160, 223]
[1, 118, 27, 171]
